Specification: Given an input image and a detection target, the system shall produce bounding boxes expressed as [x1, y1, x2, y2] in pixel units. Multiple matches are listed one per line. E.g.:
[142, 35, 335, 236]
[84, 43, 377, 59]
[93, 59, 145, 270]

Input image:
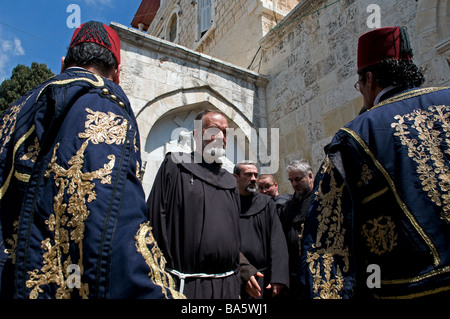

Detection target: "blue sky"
[0, 0, 142, 81]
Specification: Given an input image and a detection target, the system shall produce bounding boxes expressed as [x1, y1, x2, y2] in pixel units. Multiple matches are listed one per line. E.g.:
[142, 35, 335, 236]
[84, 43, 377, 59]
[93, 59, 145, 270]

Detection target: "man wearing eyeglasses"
[257, 174, 292, 216]
[300, 26, 450, 299]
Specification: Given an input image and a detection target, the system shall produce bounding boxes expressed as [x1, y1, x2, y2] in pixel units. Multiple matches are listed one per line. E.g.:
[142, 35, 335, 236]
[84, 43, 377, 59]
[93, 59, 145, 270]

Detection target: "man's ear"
[60, 57, 66, 73]
[113, 64, 121, 84]
[366, 71, 376, 89]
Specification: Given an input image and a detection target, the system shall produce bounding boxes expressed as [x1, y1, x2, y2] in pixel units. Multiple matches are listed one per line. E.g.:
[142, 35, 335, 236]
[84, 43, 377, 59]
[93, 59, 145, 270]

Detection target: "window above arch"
[164, 5, 182, 43]
[193, 0, 217, 50]
[167, 13, 178, 42]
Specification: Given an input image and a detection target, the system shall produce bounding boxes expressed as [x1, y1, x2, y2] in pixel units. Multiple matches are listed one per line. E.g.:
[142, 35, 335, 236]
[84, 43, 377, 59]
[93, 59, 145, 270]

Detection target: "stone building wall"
[146, 0, 300, 69]
[257, 0, 450, 193]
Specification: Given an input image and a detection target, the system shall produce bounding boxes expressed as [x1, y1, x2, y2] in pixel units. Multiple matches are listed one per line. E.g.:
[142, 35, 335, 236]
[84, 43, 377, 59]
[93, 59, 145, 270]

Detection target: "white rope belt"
[167, 268, 236, 295]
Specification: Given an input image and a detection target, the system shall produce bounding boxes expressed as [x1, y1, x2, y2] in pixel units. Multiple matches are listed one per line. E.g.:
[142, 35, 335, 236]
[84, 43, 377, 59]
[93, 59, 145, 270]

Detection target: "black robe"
[147, 152, 241, 299]
[239, 192, 289, 298]
[279, 190, 313, 298]
[273, 193, 292, 216]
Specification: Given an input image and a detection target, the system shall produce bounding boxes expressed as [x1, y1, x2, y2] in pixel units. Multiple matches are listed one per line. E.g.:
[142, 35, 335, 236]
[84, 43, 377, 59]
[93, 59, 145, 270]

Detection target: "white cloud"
[0, 38, 25, 57]
[13, 38, 25, 56]
[0, 34, 26, 82]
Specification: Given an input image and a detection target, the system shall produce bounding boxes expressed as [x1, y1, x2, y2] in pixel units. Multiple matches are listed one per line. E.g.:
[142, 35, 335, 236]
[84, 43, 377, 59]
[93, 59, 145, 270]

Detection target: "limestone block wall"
[146, 0, 300, 69]
[258, 0, 450, 193]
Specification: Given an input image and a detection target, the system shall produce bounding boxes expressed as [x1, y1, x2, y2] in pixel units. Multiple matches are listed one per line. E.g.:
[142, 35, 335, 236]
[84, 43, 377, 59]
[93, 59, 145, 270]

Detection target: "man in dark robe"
[147, 110, 242, 299]
[300, 26, 450, 299]
[280, 159, 314, 299]
[257, 174, 291, 216]
[234, 161, 289, 299]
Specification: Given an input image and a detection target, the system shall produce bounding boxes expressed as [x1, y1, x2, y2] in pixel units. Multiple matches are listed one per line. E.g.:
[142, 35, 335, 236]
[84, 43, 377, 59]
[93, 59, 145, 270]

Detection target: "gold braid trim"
[135, 222, 186, 299]
[0, 125, 35, 200]
[371, 87, 449, 110]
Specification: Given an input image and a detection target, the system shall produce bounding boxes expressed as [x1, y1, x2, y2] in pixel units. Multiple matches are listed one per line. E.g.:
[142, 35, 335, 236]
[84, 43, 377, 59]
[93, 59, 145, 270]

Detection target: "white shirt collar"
[373, 86, 396, 106]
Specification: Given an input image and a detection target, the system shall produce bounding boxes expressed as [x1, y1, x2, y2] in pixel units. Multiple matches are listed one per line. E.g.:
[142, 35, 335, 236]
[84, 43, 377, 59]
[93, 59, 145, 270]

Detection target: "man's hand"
[265, 283, 284, 297]
[245, 272, 264, 298]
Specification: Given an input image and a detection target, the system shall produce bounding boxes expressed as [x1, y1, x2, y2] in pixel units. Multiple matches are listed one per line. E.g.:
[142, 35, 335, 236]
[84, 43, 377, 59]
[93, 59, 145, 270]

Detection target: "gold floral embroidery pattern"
[25, 108, 127, 299]
[79, 108, 128, 145]
[391, 105, 450, 223]
[135, 222, 186, 299]
[4, 220, 19, 264]
[20, 137, 40, 162]
[359, 164, 372, 186]
[0, 96, 33, 199]
[134, 134, 142, 181]
[136, 160, 141, 181]
[362, 216, 398, 255]
[0, 96, 31, 156]
[306, 156, 349, 299]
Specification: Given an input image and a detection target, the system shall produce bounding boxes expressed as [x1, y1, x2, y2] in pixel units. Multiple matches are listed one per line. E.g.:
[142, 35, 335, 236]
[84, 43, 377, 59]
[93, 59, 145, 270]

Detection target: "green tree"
[0, 62, 55, 115]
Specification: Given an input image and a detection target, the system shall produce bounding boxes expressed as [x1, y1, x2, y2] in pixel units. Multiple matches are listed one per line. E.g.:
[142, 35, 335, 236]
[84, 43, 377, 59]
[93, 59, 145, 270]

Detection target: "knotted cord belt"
[167, 268, 236, 294]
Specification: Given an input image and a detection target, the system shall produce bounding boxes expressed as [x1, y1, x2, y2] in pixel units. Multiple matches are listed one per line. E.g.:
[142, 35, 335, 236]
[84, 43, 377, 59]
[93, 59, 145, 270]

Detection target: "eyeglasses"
[258, 183, 274, 191]
[354, 79, 362, 91]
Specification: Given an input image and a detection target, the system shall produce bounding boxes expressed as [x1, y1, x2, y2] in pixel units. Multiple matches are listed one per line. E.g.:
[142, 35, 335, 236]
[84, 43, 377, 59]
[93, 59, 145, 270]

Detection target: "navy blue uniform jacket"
[0, 69, 183, 299]
[300, 87, 450, 299]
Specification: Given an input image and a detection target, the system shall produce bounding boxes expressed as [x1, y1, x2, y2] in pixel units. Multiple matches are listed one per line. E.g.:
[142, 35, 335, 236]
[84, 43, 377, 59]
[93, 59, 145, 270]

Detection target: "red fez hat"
[69, 21, 121, 64]
[357, 26, 413, 71]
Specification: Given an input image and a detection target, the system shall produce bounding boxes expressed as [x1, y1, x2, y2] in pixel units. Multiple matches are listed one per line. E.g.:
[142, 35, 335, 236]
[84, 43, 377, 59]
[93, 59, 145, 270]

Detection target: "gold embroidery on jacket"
[361, 187, 389, 205]
[4, 220, 18, 264]
[391, 105, 450, 223]
[20, 137, 40, 162]
[133, 134, 142, 181]
[362, 216, 398, 255]
[78, 108, 128, 145]
[0, 95, 31, 156]
[35, 74, 104, 103]
[136, 160, 141, 181]
[358, 164, 372, 187]
[14, 171, 30, 182]
[372, 87, 449, 110]
[306, 156, 348, 299]
[135, 222, 186, 299]
[341, 127, 440, 266]
[25, 108, 127, 299]
[0, 125, 35, 200]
